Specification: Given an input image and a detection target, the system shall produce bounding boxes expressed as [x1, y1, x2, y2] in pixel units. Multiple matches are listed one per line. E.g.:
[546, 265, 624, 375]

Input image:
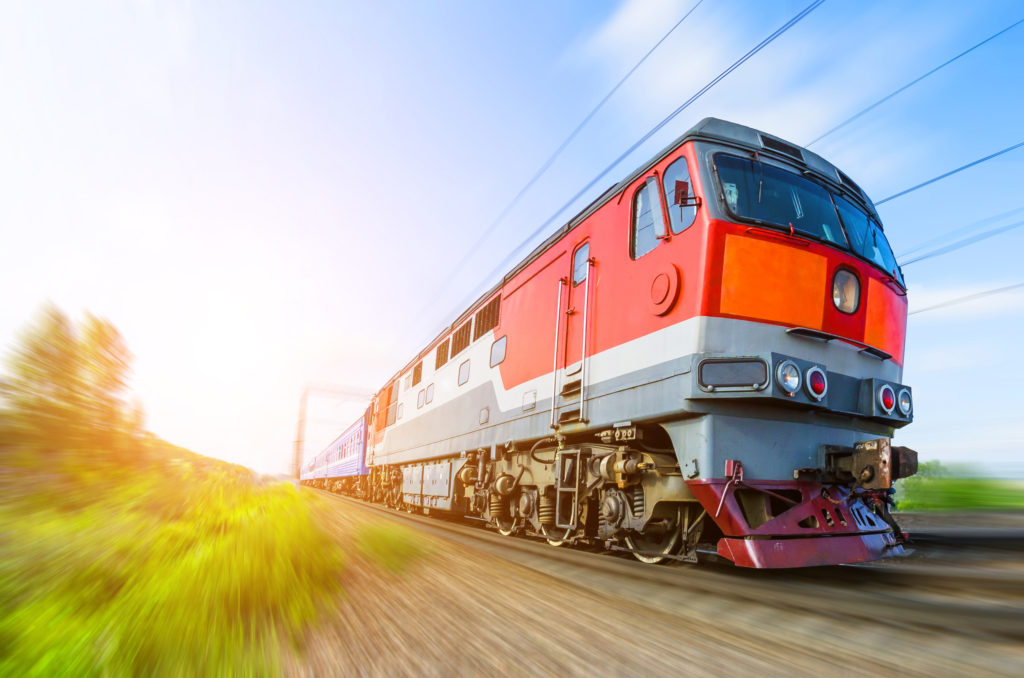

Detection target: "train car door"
[560, 239, 594, 422]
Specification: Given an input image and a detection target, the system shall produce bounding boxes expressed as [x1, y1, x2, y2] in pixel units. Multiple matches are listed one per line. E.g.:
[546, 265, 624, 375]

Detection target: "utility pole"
[292, 383, 373, 478]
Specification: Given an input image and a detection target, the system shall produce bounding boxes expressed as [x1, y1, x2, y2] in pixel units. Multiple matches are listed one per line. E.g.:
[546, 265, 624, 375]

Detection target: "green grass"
[895, 461, 1024, 512]
[0, 455, 346, 677]
[354, 522, 427, 574]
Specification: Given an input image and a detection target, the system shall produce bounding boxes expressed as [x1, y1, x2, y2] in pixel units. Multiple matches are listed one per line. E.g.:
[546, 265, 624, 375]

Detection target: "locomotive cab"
[661, 118, 918, 567]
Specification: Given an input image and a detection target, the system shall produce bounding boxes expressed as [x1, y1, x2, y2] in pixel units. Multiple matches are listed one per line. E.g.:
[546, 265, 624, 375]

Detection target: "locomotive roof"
[387, 117, 878, 386]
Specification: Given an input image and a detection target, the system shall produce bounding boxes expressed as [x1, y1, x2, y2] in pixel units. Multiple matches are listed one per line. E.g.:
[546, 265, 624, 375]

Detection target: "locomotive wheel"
[541, 525, 571, 547]
[496, 517, 518, 537]
[623, 511, 682, 564]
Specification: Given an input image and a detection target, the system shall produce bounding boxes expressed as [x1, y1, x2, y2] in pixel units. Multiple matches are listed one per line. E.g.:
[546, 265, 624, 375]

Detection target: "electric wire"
[447, 0, 705, 281]
[875, 139, 1024, 205]
[902, 218, 1024, 266]
[410, 0, 705, 332]
[436, 0, 827, 328]
[806, 17, 1024, 147]
[909, 282, 1024, 315]
[898, 205, 1024, 258]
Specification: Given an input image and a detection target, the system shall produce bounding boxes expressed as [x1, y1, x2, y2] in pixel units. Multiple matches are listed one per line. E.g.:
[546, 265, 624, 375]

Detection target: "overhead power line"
[411, 1, 705, 334]
[909, 282, 1024, 315]
[436, 0, 827, 325]
[446, 0, 705, 281]
[902, 218, 1024, 266]
[898, 205, 1024, 258]
[875, 139, 1024, 205]
[806, 17, 1024, 147]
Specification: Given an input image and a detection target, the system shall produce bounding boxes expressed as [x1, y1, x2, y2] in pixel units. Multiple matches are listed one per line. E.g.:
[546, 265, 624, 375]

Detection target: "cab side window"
[631, 177, 665, 259]
[572, 243, 590, 285]
[663, 156, 696, 234]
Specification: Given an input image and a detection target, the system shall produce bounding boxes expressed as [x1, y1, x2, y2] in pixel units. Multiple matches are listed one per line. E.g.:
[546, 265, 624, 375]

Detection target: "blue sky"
[1, 1, 1022, 476]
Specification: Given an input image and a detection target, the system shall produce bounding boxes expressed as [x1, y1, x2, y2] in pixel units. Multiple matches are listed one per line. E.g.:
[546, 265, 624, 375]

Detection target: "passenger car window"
[458, 360, 471, 386]
[663, 157, 696, 234]
[572, 243, 590, 285]
[425, 383, 435, 404]
[632, 177, 666, 259]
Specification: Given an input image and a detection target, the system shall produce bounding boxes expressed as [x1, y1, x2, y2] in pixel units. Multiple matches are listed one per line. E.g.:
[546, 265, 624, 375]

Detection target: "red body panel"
[717, 532, 902, 569]
[497, 144, 710, 390]
[687, 478, 901, 568]
[496, 141, 907, 392]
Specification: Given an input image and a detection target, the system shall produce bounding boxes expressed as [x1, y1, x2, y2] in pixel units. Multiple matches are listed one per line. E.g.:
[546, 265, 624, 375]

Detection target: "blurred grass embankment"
[0, 305, 422, 676]
[896, 461, 1024, 512]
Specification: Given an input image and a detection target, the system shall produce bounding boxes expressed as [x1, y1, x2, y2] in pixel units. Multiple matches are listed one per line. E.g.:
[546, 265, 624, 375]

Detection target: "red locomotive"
[304, 117, 918, 568]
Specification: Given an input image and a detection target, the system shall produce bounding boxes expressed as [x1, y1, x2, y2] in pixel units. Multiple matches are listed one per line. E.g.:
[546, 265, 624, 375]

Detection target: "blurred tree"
[0, 304, 139, 464]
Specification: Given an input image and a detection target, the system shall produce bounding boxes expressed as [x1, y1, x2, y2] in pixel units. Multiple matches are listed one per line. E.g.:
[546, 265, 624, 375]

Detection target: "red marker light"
[878, 385, 896, 414]
[805, 367, 827, 400]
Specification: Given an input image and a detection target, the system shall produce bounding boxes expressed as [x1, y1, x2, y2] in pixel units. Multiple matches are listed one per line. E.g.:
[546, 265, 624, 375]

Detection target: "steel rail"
[312, 489, 1024, 642]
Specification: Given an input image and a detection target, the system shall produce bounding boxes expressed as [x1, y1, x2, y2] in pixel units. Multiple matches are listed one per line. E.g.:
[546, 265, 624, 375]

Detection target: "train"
[300, 117, 919, 569]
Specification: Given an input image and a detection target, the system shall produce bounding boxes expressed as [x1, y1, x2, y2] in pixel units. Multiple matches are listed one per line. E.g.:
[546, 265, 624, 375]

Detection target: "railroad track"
[314, 490, 1024, 643]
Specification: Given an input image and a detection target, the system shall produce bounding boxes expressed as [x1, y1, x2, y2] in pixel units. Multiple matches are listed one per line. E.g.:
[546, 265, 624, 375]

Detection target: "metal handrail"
[578, 258, 594, 423]
[550, 277, 566, 429]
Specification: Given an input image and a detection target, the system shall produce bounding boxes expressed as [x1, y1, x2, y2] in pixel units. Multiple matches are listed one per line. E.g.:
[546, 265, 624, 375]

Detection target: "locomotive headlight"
[832, 269, 860, 314]
[878, 384, 896, 414]
[776, 361, 801, 395]
[897, 388, 912, 416]
[805, 366, 828, 400]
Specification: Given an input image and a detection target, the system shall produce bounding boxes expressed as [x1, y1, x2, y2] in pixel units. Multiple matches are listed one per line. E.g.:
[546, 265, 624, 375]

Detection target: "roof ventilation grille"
[760, 134, 804, 162]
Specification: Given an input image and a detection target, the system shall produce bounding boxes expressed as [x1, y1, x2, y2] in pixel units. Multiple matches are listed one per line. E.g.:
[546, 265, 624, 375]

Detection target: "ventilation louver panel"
[435, 339, 450, 369]
[473, 297, 501, 340]
[760, 134, 804, 162]
[451, 322, 472, 356]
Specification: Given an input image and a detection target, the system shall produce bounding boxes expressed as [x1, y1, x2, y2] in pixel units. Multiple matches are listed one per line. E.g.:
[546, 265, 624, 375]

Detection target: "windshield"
[716, 154, 848, 248]
[714, 153, 904, 286]
[833, 195, 904, 286]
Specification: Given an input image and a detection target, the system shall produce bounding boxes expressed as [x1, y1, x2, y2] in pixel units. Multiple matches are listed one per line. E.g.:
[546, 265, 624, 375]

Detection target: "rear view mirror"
[674, 180, 689, 205]
[673, 179, 701, 209]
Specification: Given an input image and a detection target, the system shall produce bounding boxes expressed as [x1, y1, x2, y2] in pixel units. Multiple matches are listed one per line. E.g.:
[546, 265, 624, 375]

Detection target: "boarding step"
[557, 409, 582, 425]
[560, 378, 582, 397]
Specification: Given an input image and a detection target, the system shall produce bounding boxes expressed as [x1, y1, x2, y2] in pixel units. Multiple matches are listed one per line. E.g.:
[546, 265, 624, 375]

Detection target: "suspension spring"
[489, 492, 506, 519]
[538, 493, 556, 525]
[631, 486, 645, 518]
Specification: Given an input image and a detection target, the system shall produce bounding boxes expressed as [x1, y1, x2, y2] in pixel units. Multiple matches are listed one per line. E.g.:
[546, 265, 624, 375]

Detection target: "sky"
[1, 0, 1022, 476]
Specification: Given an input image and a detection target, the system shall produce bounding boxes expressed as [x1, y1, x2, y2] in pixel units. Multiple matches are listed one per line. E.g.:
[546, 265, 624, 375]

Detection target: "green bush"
[0, 307, 350, 675]
[0, 459, 345, 677]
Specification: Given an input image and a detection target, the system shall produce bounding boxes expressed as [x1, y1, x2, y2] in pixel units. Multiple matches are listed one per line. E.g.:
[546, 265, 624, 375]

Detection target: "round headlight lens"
[832, 269, 860, 314]
[806, 366, 827, 400]
[897, 388, 912, 416]
[878, 384, 896, 414]
[776, 361, 801, 394]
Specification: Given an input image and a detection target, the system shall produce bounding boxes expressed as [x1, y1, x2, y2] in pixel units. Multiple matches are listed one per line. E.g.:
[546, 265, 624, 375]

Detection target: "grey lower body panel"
[377, 337, 898, 483]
